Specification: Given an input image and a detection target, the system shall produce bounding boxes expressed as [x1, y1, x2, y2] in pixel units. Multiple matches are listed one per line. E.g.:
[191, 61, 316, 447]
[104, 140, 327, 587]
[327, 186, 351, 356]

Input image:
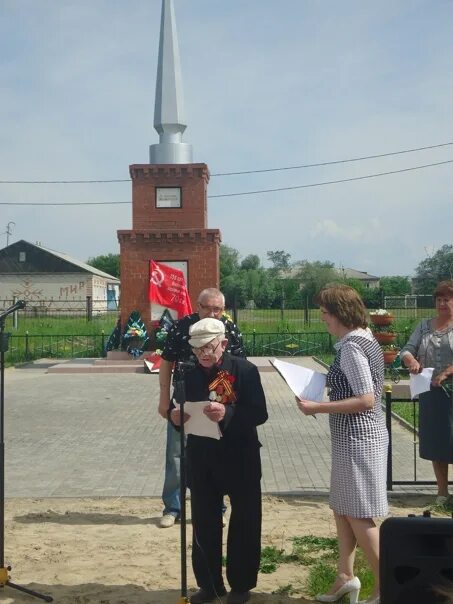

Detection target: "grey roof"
[279, 263, 380, 281]
[0, 240, 119, 281]
[337, 267, 380, 281]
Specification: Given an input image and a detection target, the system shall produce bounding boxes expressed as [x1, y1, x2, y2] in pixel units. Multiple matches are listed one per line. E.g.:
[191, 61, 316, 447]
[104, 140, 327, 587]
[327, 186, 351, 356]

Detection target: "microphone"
[0, 300, 27, 320]
[177, 357, 196, 372]
[14, 300, 27, 310]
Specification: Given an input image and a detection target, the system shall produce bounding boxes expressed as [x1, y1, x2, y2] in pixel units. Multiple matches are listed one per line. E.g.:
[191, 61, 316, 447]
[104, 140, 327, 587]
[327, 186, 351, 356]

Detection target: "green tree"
[380, 276, 412, 296]
[86, 253, 120, 278]
[281, 278, 303, 309]
[296, 261, 337, 306]
[243, 268, 277, 307]
[342, 278, 366, 297]
[414, 245, 453, 293]
[240, 254, 261, 271]
[222, 272, 247, 307]
[361, 287, 382, 308]
[220, 244, 240, 285]
[267, 250, 291, 273]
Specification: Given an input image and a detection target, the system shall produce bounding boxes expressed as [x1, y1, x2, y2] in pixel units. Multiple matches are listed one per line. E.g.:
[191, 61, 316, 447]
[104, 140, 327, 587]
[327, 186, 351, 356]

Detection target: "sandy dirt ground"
[0, 494, 439, 603]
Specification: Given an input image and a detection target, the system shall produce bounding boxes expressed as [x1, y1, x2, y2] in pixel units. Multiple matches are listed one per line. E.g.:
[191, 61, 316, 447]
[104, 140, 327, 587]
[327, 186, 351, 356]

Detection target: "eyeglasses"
[192, 339, 222, 357]
[198, 303, 224, 314]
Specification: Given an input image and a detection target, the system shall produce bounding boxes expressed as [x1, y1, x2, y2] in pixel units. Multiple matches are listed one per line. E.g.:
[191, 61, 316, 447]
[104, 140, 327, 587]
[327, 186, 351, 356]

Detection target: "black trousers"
[187, 437, 262, 593]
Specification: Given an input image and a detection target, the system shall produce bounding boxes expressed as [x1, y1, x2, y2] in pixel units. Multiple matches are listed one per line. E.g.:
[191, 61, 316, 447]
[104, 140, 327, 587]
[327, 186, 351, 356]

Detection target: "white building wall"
[0, 272, 88, 301]
[0, 273, 120, 313]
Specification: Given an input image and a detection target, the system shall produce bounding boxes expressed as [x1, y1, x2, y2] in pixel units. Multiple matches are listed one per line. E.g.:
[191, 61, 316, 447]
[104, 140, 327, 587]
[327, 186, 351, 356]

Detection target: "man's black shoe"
[226, 591, 250, 604]
[190, 587, 227, 603]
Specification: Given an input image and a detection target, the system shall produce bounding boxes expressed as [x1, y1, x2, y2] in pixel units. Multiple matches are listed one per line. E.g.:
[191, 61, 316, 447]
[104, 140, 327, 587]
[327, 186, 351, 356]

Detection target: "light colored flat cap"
[188, 318, 225, 348]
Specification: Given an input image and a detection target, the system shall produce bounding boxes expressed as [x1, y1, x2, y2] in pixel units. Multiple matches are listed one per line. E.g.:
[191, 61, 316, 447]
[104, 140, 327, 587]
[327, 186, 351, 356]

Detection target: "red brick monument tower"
[118, 0, 220, 329]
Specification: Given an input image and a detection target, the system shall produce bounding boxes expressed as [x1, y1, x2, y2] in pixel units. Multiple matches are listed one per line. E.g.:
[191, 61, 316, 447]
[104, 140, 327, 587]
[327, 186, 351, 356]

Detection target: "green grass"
[3, 313, 118, 335]
[236, 308, 433, 333]
[291, 535, 338, 565]
[391, 401, 419, 429]
[306, 550, 374, 600]
[3, 307, 433, 337]
[255, 535, 375, 601]
[315, 353, 335, 366]
[243, 331, 333, 357]
[0, 309, 431, 381]
[430, 499, 453, 514]
[296, 536, 374, 600]
[259, 546, 289, 574]
[271, 583, 298, 595]
[2, 314, 119, 366]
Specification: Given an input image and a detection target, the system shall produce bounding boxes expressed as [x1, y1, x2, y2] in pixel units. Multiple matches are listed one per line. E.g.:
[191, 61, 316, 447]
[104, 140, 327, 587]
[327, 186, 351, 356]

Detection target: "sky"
[1, 0, 452, 277]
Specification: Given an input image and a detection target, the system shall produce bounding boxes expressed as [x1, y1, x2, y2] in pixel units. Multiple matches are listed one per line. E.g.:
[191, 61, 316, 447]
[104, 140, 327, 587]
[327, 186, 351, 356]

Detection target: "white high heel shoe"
[316, 576, 361, 603]
[358, 597, 379, 604]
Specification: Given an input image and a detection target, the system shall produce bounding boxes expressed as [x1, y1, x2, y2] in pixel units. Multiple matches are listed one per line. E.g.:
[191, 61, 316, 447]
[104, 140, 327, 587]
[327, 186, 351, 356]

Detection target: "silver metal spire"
[149, 0, 193, 164]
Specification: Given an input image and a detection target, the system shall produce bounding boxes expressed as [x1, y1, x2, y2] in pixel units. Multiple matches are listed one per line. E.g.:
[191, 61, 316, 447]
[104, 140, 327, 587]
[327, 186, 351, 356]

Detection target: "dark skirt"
[419, 387, 453, 462]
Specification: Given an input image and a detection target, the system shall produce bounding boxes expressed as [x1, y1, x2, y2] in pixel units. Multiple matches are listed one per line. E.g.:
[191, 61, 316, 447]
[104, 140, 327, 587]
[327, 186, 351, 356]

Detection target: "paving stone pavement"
[3, 358, 435, 499]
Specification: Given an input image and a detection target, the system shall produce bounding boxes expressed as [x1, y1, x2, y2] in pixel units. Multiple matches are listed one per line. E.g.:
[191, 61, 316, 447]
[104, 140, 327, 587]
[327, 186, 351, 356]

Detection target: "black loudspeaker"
[380, 516, 453, 604]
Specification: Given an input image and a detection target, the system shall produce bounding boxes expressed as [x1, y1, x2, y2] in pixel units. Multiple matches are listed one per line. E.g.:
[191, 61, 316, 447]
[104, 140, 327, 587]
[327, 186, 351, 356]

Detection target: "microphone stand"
[0, 302, 53, 602]
[173, 360, 193, 604]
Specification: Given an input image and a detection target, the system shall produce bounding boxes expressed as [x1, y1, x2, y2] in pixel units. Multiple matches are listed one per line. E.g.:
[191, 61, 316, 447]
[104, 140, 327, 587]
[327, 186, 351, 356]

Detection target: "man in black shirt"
[170, 318, 267, 604]
[158, 288, 245, 528]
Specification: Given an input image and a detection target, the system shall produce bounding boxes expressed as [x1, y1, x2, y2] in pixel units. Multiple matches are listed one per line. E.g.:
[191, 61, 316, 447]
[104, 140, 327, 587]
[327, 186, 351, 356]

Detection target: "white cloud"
[312, 219, 370, 242]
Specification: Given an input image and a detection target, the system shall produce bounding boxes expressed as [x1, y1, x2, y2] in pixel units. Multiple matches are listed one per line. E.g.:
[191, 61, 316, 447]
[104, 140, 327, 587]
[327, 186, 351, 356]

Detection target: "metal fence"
[0, 298, 119, 320]
[0, 299, 435, 328]
[6, 333, 107, 363]
[2, 327, 423, 363]
[4, 331, 333, 363]
[243, 331, 332, 357]
[231, 306, 435, 328]
[384, 390, 452, 490]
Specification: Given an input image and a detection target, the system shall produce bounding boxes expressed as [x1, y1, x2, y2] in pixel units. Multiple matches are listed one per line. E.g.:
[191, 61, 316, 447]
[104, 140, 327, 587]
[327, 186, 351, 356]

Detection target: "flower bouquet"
[121, 311, 149, 358]
[382, 344, 399, 364]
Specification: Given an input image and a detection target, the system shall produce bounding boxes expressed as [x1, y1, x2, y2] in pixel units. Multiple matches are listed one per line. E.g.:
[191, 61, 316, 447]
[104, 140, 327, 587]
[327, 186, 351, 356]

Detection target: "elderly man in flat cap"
[158, 288, 245, 529]
[170, 317, 268, 604]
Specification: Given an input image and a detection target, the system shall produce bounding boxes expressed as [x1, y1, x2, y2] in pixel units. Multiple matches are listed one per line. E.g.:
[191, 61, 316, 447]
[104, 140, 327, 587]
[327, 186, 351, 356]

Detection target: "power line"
[0, 178, 130, 184]
[210, 142, 453, 176]
[209, 158, 453, 198]
[0, 142, 451, 184]
[0, 200, 130, 206]
[0, 158, 451, 205]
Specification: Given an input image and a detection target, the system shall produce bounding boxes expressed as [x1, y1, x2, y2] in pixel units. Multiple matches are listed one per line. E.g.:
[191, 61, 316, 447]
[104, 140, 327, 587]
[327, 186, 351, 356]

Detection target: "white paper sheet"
[174, 401, 222, 440]
[409, 368, 434, 399]
[270, 358, 327, 402]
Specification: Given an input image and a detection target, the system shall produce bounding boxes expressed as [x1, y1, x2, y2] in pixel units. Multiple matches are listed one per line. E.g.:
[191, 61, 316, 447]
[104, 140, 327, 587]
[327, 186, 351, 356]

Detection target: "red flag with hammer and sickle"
[149, 260, 192, 319]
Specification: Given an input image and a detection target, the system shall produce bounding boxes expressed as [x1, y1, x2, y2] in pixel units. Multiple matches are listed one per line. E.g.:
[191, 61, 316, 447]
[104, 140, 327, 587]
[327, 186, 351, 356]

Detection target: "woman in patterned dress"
[297, 285, 388, 604]
[400, 280, 453, 505]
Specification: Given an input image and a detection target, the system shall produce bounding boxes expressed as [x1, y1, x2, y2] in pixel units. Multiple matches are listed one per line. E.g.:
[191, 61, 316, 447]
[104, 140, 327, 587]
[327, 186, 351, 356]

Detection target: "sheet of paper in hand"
[409, 367, 434, 399]
[174, 401, 222, 440]
[270, 358, 327, 402]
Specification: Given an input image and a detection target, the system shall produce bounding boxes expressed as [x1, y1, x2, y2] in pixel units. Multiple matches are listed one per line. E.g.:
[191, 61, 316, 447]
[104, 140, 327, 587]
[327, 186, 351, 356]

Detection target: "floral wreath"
[208, 371, 237, 405]
[122, 320, 149, 358]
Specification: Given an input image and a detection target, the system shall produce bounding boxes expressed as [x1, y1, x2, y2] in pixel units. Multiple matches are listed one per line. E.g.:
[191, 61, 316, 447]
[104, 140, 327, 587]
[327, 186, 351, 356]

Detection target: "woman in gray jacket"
[400, 280, 453, 505]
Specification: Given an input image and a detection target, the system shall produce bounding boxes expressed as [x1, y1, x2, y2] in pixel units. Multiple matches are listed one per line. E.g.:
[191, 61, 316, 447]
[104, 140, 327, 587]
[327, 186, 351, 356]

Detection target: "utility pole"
[5, 222, 15, 246]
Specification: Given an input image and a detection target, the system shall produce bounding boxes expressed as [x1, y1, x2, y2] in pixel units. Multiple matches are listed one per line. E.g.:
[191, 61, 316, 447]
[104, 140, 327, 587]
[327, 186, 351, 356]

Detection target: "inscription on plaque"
[156, 187, 181, 208]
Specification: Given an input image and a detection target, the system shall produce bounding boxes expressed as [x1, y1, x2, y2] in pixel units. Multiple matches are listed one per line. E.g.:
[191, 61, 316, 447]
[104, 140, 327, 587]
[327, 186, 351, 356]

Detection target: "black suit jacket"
[183, 352, 268, 447]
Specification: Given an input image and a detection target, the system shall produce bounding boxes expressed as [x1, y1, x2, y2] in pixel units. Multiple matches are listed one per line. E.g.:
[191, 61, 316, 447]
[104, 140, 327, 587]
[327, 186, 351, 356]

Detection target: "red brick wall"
[130, 163, 209, 230]
[118, 231, 220, 329]
[118, 162, 220, 331]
